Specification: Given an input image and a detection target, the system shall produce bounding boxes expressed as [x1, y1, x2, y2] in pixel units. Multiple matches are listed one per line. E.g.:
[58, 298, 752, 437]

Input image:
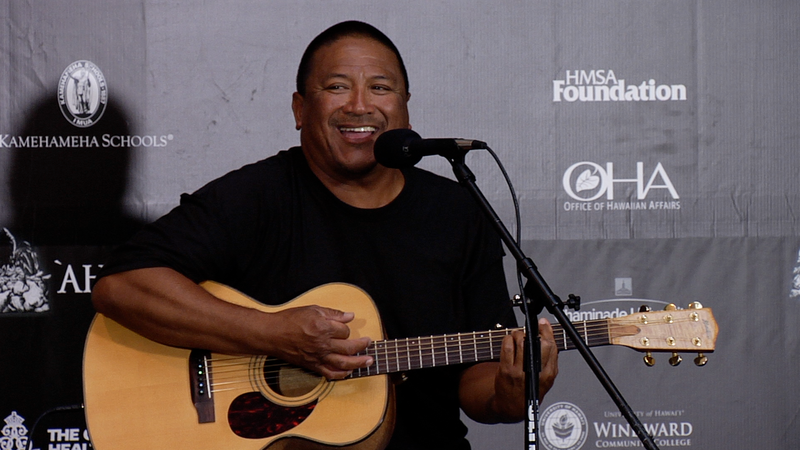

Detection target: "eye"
[325, 83, 349, 92]
[371, 84, 393, 93]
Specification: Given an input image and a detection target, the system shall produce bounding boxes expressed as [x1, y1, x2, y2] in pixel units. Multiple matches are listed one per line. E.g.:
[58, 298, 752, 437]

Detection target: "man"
[92, 20, 557, 449]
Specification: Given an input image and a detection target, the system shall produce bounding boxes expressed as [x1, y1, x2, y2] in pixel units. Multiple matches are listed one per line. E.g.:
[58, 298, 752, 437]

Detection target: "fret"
[393, 338, 400, 373]
[421, 336, 433, 368]
[446, 334, 456, 366]
[432, 335, 445, 367]
[444, 334, 450, 366]
[363, 345, 372, 376]
[458, 333, 464, 363]
[383, 339, 392, 374]
[560, 326, 567, 350]
[412, 338, 419, 369]
[375, 342, 384, 375]
[404, 337, 411, 372]
[473, 332, 479, 362]
[384, 341, 391, 374]
[363, 344, 375, 376]
[580, 321, 586, 345]
[416, 338, 422, 369]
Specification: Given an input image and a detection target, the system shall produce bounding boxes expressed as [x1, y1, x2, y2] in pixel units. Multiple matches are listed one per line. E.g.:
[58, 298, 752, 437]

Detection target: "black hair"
[295, 20, 409, 96]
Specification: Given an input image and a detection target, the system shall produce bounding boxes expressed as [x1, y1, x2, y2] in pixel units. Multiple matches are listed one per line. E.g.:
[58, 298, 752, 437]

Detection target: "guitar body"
[83, 282, 393, 450]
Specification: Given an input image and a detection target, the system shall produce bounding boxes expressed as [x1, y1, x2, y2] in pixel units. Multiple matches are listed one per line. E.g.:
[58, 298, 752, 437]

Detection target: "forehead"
[309, 36, 404, 82]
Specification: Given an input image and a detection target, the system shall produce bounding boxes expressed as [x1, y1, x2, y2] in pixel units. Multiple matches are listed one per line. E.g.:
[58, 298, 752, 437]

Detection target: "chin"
[338, 158, 380, 177]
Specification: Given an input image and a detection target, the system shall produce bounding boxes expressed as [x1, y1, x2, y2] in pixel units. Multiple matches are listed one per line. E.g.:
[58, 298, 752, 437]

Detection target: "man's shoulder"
[224, 147, 300, 177]
[404, 166, 470, 200]
[405, 166, 461, 189]
[197, 147, 303, 192]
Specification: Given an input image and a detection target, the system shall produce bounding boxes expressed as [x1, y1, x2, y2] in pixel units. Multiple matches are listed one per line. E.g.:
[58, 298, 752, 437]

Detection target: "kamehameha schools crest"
[58, 60, 108, 128]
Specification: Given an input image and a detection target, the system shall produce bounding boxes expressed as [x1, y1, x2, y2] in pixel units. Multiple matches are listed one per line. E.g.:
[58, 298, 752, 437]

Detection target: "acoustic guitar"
[83, 281, 718, 450]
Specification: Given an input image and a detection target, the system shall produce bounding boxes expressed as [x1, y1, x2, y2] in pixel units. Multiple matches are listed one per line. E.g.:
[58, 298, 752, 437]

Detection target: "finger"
[325, 317, 353, 339]
[319, 352, 374, 380]
[512, 330, 525, 367]
[316, 364, 353, 381]
[538, 317, 555, 342]
[318, 307, 355, 324]
[538, 318, 558, 361]
[328, 335, 372, 357]
[500, 334, 516, 369]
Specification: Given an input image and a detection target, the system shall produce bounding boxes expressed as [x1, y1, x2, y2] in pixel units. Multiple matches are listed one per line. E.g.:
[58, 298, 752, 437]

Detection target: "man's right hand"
[269, 305, 374, 380]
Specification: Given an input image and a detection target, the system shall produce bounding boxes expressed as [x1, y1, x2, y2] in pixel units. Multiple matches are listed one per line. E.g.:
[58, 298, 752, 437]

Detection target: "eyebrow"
[324, 72, 398, 83]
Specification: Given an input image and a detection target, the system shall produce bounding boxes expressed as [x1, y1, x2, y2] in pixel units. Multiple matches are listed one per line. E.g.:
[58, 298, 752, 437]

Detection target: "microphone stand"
[444, 150, 660, 450]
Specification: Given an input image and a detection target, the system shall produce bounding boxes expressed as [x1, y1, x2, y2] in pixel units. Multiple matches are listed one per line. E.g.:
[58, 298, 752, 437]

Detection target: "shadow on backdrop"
[8, 95, 143, 245]
[1, 93, 144, 446]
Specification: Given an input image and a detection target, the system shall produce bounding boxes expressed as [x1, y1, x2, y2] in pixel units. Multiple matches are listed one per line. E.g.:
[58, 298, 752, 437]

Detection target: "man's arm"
[458, 318, 558, 424]
[91, 266, 373, 379]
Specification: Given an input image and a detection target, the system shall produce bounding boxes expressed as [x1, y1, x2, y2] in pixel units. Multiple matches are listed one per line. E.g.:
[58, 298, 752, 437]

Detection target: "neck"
[305, 155, 405, 209]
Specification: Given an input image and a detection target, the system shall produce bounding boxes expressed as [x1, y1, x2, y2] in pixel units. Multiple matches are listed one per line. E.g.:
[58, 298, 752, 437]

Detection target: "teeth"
[339, 126, 376, 133]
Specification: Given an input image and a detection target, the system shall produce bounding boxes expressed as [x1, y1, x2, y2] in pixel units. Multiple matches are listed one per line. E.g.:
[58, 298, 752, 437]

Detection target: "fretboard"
[350, 319, 612, 378]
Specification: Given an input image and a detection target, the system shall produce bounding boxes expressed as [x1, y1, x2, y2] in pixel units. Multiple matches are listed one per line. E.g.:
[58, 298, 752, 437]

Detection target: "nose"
[342, 86, 374, 115]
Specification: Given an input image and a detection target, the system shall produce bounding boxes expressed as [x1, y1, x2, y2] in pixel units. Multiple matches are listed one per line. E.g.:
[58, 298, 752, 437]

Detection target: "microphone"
[374, 128, 488, 168]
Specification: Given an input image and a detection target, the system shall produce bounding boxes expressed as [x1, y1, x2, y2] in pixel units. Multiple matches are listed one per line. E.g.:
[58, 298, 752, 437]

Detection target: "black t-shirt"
[100, 147, 516, 449]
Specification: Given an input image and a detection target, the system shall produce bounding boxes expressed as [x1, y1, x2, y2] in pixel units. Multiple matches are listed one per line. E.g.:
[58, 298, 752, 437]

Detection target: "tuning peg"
[669, 352, 682, 366]
[688, 301, 703, 309]
[664, 303, 677, 311]
[638, 305, 651, 313]
[643, 352, 656, 367]
[566, 294, 581, 311]
[694, 353, 708, 367]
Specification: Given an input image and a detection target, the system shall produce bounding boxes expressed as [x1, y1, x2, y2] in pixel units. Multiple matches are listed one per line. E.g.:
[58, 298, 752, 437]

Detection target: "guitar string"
[205, 317, 693, 387]
[207, 317, 702, 388]
[202, 317, 704, 393]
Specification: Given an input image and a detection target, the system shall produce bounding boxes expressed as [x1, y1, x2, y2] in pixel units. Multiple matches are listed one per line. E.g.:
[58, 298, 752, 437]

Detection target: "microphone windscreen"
[374, 128, 423, 168]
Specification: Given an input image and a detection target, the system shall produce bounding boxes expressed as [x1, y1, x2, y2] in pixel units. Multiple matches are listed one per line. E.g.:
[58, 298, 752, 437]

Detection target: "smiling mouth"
[338, 126, 378, 141]
[339, 126, 377, 133]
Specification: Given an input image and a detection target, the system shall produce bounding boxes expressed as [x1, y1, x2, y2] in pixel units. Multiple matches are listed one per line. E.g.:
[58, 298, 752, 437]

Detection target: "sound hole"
[263, 357, 323, 399]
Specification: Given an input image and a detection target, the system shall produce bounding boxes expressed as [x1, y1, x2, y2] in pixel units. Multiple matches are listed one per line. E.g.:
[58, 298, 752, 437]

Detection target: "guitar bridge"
[189, 349, 215, 423]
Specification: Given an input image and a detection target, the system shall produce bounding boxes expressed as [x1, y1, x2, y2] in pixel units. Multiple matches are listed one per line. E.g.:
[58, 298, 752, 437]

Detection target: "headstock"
[608, 302, 718, 367]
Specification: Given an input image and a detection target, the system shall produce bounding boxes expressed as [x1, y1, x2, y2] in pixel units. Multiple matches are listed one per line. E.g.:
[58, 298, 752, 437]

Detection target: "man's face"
[292, 36, 410, 180]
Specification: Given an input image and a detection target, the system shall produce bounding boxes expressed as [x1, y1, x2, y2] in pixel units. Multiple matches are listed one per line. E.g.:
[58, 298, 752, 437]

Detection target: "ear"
[406, 92, 411, 130]
[291, 92, 304, 130]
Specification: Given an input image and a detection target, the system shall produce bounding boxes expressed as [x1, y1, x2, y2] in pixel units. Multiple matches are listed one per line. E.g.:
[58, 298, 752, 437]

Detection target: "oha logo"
[562, 161, 679, 201]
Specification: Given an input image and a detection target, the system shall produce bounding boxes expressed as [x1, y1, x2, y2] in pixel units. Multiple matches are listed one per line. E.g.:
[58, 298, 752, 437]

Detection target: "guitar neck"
[351, 319, 610, 378]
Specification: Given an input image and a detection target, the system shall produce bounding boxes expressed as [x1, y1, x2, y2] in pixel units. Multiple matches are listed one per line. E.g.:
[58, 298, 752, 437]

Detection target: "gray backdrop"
[2, 1, 798, 449]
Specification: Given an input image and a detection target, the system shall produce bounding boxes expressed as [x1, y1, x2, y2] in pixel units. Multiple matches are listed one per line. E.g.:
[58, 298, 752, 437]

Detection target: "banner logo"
[1, 228, 51, 313]
[562, 161, 681, 212]
[540, 402, 589, 450]
[58, 60, 108, 128]
[791, 247, 800, 299]
[0, 411, 29, 450]
[553, 70, 687, 103]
